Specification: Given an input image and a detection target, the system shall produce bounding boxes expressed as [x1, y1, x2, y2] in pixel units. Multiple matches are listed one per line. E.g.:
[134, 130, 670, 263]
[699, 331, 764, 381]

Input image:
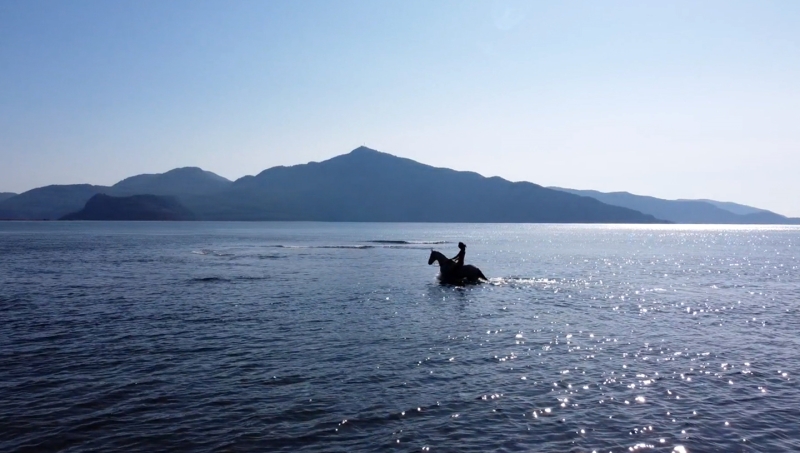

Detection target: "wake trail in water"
[367, 240, 449, 245]
[267, 243, 440, 250]
[488, 277, 559, 286]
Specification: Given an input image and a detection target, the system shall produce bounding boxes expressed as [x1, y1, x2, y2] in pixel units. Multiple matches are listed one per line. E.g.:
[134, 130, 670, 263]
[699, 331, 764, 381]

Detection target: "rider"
[451, 242, 466, 269]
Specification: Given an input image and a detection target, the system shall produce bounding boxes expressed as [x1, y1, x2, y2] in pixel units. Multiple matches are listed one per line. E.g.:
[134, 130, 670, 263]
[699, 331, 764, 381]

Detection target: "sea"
[1, 222, 799, 453]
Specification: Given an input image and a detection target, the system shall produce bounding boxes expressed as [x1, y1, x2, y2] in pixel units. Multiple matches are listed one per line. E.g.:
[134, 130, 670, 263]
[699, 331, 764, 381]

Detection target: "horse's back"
[462, 265, 487, 282]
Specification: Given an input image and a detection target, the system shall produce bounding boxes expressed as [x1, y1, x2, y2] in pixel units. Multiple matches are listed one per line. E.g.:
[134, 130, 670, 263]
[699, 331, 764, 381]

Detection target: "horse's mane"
[431, 250, 450, 259]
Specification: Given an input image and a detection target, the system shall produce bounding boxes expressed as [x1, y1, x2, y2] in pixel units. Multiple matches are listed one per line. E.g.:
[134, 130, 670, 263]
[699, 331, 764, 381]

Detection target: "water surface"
[1, 222, 799, 452]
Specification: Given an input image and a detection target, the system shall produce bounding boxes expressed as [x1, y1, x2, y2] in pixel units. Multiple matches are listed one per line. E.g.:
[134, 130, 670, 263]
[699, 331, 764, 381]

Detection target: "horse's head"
[428, 249, 438, 265]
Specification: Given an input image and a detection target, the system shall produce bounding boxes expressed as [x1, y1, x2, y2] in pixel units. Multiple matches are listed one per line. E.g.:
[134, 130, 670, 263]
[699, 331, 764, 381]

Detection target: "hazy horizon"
[2, 1, 799, 215]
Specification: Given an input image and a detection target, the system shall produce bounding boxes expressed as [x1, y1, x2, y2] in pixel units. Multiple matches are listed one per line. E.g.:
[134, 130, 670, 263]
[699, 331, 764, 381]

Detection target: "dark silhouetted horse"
[428, 250, 487, 285]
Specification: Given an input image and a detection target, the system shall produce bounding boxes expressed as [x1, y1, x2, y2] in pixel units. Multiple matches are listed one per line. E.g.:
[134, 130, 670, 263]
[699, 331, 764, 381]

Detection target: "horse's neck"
[433, 251, 451, 267]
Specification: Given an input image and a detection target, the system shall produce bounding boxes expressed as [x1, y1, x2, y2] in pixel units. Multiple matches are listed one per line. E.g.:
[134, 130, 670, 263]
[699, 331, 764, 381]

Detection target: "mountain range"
[0, 168, 232, 221]
[551, 188, 800, 224]
[179, 147, 659, 222]
[2, 147, 657, 223]
[0, 147, 796, 224]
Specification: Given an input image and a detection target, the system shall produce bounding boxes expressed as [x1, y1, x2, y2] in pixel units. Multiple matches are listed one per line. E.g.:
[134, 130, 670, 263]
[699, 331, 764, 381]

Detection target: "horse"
[428, 250, 487, 285]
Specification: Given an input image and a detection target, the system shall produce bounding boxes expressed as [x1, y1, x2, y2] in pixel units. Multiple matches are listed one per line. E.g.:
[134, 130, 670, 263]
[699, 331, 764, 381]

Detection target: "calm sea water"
[1, 222, 799, 453]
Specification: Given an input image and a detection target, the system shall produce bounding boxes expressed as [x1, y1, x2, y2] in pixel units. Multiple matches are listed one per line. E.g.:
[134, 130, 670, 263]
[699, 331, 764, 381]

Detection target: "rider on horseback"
[428, 242, 486, 284]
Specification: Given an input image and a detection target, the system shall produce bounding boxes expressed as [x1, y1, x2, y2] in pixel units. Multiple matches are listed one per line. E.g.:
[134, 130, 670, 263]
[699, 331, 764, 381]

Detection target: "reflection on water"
[1, 222, 799, 452]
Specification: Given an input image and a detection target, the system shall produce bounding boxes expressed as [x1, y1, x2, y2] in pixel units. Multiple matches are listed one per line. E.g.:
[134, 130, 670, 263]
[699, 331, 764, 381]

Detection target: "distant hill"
[0, 192, 16, 203]
[183, 147, 662, 223]
[113, 167, 231, 196]
[0, 167, 231, 220]
[552, 188, 800, 224]
[61, 194, 195, 220]
[691, 199, 767, 216]
[0, 184, 109, 220]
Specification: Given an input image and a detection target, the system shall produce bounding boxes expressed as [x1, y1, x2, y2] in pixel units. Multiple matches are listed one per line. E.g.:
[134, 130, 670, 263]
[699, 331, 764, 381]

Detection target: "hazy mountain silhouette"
[183, 147, 662, 223]
[112, 167, 231, 196]
[0, 167, 230, 220]
[4, 146, 792, 223]
[0, 193, 16, 203]
[690, 199, 766, 216]
[61, 194, 195, 221]
[0, 184, 109, 220]
[552, 188, 800, 224]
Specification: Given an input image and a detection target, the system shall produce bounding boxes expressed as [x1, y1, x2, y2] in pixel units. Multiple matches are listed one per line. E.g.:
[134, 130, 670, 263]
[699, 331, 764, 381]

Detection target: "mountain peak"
[163, 167, 231, 183]
[165, 166, 204, 174]
[112, 166, 231, 195]
[350, 146, 381, 154]
[319, 146, 423, 169]
[342, 146, 396, 160]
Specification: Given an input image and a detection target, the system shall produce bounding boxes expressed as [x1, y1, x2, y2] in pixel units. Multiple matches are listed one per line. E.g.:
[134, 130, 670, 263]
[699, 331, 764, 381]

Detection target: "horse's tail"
[478, 269, 488, 280]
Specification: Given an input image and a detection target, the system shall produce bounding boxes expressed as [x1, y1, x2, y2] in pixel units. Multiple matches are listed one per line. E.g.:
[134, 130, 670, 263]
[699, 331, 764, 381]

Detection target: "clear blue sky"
[2, 0, 799, 215]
